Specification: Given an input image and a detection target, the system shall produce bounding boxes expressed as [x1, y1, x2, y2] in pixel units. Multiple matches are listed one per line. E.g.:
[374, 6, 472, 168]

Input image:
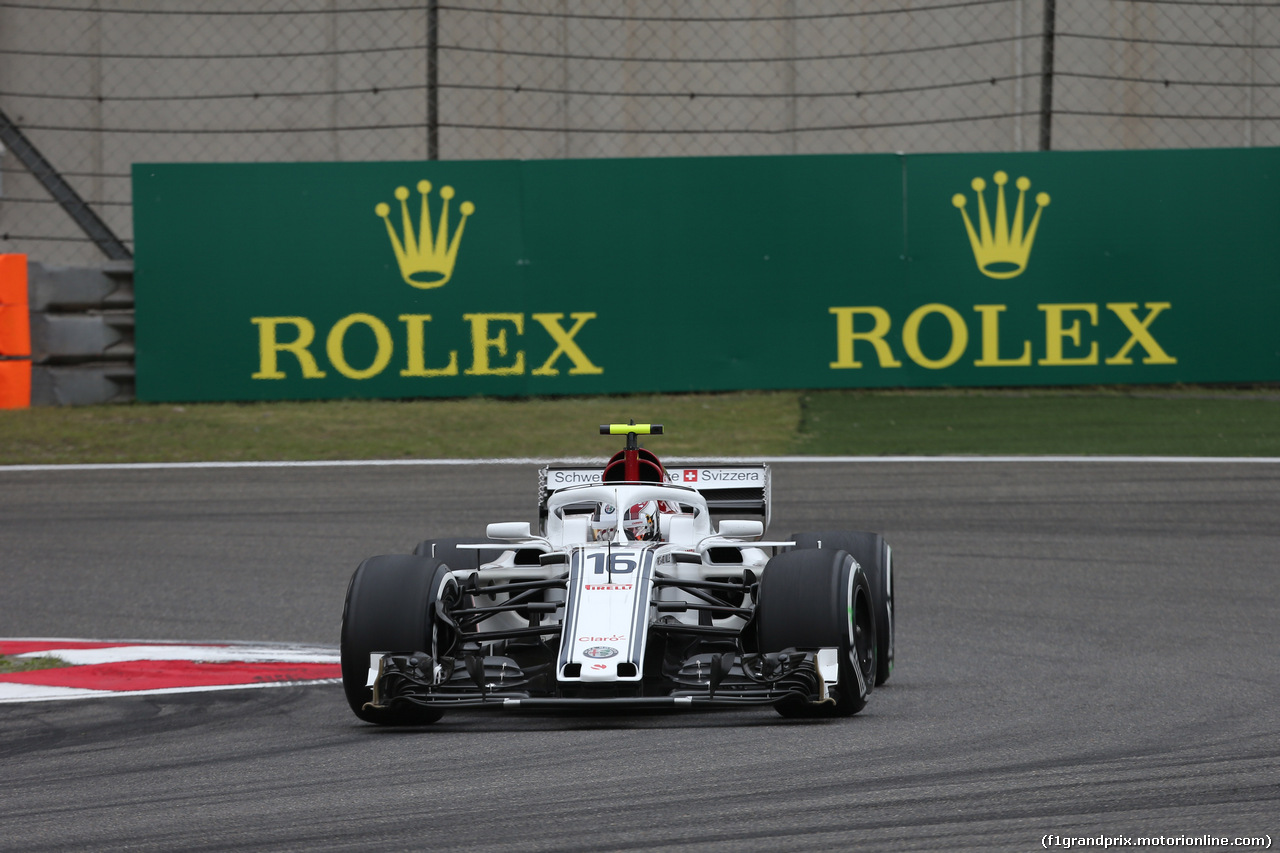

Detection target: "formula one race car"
[340, 423, 894, 724]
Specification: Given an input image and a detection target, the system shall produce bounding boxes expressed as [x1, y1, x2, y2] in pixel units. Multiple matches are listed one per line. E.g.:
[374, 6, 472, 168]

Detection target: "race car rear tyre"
[790, 531, 894, 686]
[756, 547, 875, 717]
[340, 554, 458, 726]
[412, 536, 504, 571]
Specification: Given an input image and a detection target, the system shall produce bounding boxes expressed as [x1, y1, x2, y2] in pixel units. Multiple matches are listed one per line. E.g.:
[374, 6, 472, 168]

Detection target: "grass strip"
[0, 387, 1276, 465]
[0, 655, 69, 674]
[795, 388, 1280, 456]
[0, 392, 800, 465]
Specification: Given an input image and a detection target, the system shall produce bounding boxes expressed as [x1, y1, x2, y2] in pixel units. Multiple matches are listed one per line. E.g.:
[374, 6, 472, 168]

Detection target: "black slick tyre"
[756, 547, 875, 717]
[340, 554, 457, 725]
[790, 531, 894, 686]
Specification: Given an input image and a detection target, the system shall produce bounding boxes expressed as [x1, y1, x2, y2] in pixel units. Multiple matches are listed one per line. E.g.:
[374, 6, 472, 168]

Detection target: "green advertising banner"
[132, 148, 1280, 401]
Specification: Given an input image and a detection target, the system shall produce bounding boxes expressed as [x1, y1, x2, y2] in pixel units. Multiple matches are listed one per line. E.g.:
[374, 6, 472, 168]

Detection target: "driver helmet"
[624, 500, 660, 541]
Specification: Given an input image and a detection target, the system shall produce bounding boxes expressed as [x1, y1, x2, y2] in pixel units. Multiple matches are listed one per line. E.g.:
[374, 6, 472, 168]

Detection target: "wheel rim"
[432, 574, 462, 661]
[849, 589, 875, 692]
[855, 617, 873, 680]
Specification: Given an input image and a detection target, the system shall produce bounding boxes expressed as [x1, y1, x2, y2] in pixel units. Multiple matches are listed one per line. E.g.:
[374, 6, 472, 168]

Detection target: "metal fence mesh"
[1, 0, 1277, 266]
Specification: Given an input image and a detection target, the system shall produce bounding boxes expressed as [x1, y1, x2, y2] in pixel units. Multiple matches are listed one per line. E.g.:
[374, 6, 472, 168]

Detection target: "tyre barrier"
[0, 255, 134, 406]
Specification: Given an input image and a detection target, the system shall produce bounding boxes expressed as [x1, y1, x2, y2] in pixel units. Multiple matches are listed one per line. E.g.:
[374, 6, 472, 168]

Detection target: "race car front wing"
[364, 648, 827, 713]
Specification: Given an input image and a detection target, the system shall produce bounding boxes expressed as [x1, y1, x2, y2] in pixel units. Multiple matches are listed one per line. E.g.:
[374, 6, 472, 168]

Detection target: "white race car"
[340, 423, 894, 724]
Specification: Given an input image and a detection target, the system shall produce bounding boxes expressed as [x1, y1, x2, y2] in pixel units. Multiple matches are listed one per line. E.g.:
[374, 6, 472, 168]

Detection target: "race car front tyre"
[790, 531, 894, 686]
[755, 547, 875, 717]
[340, 554, 457, 725]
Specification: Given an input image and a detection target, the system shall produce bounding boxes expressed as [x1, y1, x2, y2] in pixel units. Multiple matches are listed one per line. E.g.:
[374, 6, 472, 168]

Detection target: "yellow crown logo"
[952, 171, 1050, 279]
[375, 181, 475, 289]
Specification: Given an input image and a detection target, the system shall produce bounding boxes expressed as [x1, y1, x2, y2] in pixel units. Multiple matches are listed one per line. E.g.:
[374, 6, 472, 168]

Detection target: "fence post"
[1039, 0, 1057, 150]
[427, 0, 439, 160]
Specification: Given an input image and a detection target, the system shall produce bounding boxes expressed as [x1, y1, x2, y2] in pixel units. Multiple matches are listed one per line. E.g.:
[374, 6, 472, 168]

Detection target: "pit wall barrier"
[121, 147, 1277, 401]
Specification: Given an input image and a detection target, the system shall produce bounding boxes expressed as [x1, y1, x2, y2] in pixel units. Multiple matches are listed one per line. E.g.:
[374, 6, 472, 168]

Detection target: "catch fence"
[0, 0, 1277, 266]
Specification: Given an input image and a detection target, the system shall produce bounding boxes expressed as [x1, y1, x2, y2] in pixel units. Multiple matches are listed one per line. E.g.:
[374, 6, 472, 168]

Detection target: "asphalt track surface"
[1, 460, 1277, 852]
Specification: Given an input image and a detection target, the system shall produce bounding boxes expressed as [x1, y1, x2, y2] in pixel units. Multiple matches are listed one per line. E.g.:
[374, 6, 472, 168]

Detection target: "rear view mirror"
[717, 520, 764, 540]
[486, 522, 532, 540]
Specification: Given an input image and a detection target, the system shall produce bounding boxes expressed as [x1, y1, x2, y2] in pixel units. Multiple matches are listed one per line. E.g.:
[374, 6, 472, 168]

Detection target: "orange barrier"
[0, 254, 31, 409]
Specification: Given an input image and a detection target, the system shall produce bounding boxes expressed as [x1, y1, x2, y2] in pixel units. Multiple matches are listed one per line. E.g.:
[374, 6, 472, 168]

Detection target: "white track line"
[1, 455, 1278, 473]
